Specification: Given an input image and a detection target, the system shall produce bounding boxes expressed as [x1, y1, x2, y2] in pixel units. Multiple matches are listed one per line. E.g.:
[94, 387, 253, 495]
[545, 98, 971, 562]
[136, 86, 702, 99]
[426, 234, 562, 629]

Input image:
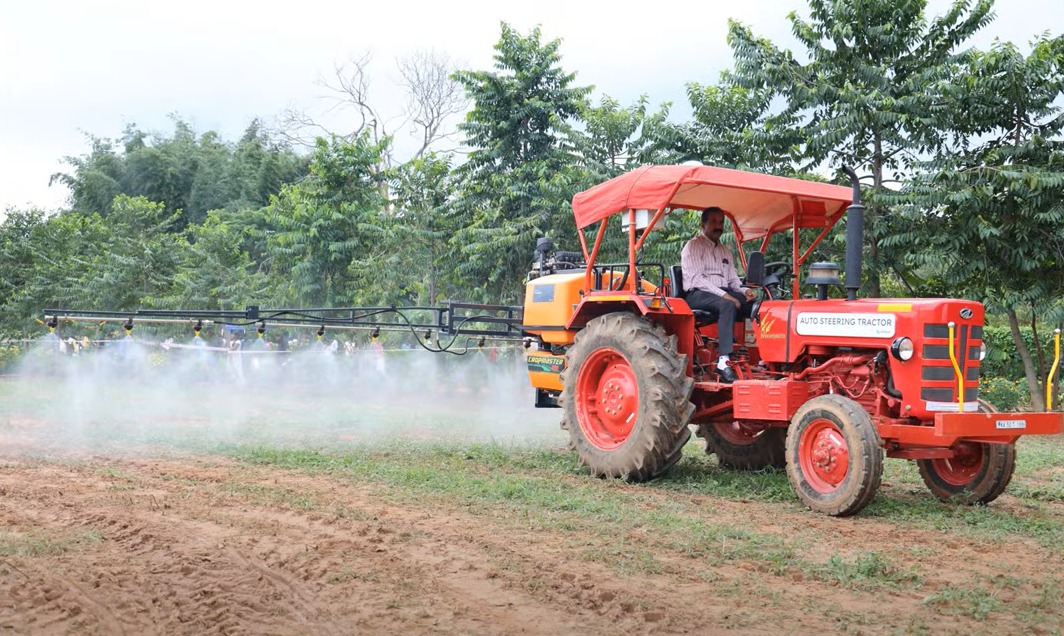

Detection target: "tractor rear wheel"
[917, 399, 1016, 504]
[785, 394, 883, 517]
[697, 421, 786, 470]
[560, 312, 694, 482]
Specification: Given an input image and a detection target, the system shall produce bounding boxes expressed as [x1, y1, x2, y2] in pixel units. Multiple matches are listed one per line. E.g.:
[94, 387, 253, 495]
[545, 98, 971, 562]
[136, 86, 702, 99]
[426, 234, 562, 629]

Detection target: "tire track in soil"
[0, 458, 610, 635]
[2, 455, 1063, 635]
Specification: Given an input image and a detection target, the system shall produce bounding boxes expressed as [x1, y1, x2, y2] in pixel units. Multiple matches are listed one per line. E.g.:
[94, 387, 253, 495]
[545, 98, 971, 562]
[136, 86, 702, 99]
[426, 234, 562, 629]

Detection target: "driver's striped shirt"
[680, 233, 745, 297]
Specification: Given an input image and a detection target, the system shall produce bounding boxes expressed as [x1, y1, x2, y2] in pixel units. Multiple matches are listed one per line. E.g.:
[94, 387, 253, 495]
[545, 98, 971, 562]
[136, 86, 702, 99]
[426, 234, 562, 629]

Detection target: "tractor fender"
[567, 295, 697, 377]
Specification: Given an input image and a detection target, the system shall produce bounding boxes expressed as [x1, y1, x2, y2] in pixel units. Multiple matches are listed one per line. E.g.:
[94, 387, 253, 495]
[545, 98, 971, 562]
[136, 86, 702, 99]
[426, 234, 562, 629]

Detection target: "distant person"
[370, 338, 386, 373]
[681, 206, 757, 384]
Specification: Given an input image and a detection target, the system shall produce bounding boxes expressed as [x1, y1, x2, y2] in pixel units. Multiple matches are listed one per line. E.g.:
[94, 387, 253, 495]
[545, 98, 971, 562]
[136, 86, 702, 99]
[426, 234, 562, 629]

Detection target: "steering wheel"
[760, 261, 792, 299]
[763, 261, 791, 279]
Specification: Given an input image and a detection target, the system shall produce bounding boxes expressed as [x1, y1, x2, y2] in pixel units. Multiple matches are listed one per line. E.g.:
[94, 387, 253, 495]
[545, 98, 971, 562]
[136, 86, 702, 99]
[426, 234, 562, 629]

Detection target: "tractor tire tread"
[559, 313, 693, 482]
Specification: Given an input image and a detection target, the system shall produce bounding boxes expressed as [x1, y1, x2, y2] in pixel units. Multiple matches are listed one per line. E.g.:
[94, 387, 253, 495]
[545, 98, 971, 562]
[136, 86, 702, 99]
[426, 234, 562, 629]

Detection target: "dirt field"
[2, 371, 1063, 635]
[1, 448, 1062, 635]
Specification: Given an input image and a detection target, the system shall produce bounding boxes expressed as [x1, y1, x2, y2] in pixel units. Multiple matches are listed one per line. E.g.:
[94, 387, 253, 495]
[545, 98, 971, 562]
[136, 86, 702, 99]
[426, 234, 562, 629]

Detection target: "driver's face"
[702, 212, 725, 241]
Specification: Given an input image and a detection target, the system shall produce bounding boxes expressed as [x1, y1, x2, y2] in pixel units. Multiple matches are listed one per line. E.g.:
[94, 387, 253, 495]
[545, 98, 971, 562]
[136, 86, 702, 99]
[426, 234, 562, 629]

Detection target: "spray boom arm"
[42, 302, 525, 355]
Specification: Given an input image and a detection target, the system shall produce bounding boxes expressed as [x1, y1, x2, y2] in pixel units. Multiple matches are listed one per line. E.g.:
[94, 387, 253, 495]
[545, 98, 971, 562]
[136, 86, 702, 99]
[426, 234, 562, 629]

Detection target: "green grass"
[0, 529, 102, 557]
[802, 551, 922, 591]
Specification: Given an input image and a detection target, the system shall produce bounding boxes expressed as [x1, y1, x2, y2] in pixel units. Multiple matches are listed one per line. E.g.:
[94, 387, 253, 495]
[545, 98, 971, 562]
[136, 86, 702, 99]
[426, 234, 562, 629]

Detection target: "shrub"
[979, 376, 1029, 412]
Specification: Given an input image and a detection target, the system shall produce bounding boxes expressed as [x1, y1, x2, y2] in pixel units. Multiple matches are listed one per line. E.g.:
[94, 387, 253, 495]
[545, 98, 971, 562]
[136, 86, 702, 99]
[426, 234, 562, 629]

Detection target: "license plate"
[996, 419, 1027, 430]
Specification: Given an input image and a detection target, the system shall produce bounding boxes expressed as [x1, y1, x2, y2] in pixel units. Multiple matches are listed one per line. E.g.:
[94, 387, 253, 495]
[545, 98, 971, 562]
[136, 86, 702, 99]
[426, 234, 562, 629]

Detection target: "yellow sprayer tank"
[522, 272, 584, 345]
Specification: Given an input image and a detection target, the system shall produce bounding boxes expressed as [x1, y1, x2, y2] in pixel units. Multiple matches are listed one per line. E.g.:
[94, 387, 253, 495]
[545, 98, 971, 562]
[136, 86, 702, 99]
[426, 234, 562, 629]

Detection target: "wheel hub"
[800, 420, 849, 492]
[932, 442, 984, 486]
[576, 348, 639, 450]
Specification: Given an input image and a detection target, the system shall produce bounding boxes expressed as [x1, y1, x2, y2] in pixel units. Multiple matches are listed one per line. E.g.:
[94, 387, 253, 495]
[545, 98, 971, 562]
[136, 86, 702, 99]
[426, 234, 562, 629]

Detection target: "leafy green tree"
[228, 119, 309, 210]
[265, 133, 389, 307]
[151, 211, 269, 311]
[897, 36, 1064, 408]
[0, 209, 112, 334]
[79, 195, 183, 310]
[51, 118, 308, 231]
[728, 0, 995, 296]
[649, 82, 806, 175]
[574, 95, 667, 181]
[0, 210, 48, 335]
[384, 153, 461, 305]
[452, 23, 592, 303]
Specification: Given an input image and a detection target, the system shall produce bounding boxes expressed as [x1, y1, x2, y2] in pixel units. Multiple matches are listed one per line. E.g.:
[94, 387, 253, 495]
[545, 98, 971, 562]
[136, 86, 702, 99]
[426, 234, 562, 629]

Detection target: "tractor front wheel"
[917, 443, 1016, 505]
[917, 400, 1016, 505]
[697, 421, 786, 470]
[560, 312, 694, 481]
[785, 394, 883, 517]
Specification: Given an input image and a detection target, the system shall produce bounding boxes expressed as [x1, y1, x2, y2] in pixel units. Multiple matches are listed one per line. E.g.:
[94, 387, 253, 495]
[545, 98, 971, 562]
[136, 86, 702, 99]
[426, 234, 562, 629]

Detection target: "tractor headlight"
[979, 342, 987, 361]
[891, 337, 914, 361]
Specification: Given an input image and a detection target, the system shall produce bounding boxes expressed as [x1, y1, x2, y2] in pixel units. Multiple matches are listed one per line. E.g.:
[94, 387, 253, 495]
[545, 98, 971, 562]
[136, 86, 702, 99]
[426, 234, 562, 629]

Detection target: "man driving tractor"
[681, 206, 757, 383]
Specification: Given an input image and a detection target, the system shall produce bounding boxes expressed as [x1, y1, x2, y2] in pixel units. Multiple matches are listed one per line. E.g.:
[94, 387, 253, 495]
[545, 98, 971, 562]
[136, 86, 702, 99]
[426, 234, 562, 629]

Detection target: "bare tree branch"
[269, 49, 468, 166]
[397, 49, 467, 159]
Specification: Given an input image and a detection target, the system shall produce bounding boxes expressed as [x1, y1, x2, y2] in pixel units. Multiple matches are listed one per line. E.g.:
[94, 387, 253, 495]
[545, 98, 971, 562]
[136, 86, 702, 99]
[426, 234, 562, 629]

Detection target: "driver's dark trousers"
[685, 288, 754, 355]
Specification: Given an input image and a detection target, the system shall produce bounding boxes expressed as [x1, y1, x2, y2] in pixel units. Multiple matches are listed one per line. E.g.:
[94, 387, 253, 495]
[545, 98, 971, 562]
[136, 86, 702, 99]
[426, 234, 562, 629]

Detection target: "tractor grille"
[920, 323, 981, 403]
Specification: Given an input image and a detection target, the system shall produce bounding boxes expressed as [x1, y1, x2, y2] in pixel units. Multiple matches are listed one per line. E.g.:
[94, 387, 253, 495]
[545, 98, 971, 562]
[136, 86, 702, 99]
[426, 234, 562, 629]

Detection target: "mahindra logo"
[959, 308, 973, 319]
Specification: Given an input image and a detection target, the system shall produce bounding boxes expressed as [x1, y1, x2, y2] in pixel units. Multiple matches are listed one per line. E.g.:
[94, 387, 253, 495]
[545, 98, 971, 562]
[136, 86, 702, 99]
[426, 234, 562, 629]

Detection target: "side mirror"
[746, 251, 765, 287]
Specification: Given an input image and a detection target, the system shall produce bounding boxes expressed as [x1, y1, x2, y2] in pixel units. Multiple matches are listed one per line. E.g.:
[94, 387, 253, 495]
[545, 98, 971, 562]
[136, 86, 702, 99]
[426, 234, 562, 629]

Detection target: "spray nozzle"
[193, 319, 203, 335]
[477, 337, 485, 349]
[123, 318, 134, 334]
[45, 315, 58, 331]
[370, 327, 380, 340]
[257, 321, 266, 337]
[317, 325, 325, 340]
[423, 330, 432, 343]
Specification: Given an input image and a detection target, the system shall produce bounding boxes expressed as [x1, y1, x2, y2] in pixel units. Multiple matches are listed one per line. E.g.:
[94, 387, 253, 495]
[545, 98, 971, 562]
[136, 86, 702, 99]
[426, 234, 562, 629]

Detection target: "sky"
[1, 0, 1061, 216]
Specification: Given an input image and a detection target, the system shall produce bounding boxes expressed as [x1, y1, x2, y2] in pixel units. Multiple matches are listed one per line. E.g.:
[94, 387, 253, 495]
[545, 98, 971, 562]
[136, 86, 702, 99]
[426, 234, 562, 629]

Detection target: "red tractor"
[522, 164, 1063, 516]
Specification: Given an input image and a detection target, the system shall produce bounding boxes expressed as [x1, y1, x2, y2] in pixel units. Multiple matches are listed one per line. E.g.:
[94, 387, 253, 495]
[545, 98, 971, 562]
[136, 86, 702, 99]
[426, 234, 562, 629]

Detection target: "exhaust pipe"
[842, 166, 864, 301]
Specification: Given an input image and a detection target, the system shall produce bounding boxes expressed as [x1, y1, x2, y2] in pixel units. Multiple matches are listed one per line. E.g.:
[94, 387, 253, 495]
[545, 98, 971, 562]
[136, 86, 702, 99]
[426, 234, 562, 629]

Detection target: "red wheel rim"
[799, 418, 849, 493]
[930, 443, 984, 486]
[714, 421, 766, 446]
[575, 347, 639, 450]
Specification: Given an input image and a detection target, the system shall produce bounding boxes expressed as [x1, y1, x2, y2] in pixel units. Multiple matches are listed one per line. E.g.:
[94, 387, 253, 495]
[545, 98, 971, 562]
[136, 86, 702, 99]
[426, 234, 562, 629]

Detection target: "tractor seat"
[669, 265, 718, 327]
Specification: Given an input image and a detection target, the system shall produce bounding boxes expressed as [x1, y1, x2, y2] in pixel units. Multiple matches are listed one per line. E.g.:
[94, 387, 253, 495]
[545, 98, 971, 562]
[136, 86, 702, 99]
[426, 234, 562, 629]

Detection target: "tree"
[574, 95, 667, 182]
[728, 0, 995, 296]
[384, 153, 461, 305]
[277, 51, 466, 164]
[265, 133, 389, 307]
[79, 195, 183, 310]
[452, 23, 592, 303]
[898, 35, 1064, 409]
[0, 206, 130, 334]
[151, 212, 269, 311]
[51, 118, 307, 230]
[650, 82, 806, 175]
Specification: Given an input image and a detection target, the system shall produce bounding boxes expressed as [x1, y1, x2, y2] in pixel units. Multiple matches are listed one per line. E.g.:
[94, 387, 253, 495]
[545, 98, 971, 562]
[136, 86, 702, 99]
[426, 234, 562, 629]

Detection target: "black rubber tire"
[559, 312, 694, 482]
[696, 422, 786, 470]
[785, 394, 884, 517]
[916, 400, 1016, 505]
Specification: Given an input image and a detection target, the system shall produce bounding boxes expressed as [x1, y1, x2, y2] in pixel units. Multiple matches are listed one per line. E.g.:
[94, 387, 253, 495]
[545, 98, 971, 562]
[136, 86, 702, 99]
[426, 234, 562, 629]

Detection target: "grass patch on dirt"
[0, 529, 102, 557]
[802, 551, 922, 591]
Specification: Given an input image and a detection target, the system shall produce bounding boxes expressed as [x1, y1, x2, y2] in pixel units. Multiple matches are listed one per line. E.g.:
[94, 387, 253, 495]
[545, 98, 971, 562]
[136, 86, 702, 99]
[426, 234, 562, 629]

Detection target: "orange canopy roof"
[572, 165, 854, 240]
